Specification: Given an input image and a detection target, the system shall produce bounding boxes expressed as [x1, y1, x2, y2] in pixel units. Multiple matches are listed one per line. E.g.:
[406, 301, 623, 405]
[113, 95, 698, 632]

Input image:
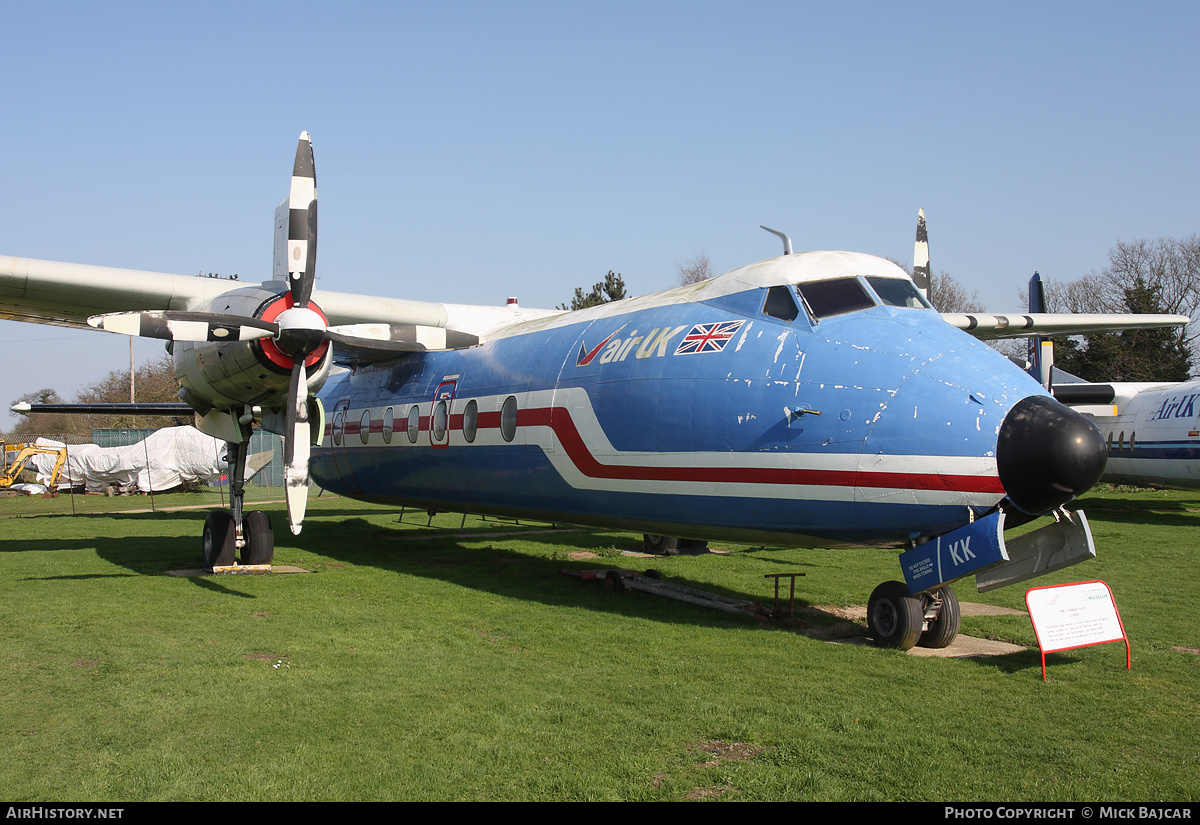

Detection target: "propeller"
[83, 132, 480, 536]
[274, 136, 323, 535]
[93, 133, 325, 536]
[912, 208, 931, 301]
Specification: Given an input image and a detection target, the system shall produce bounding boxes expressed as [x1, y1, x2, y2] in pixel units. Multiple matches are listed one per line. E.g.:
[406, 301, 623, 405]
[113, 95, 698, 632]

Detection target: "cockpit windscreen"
[865, 276, 932, 309]
[796, 278, 876, 319]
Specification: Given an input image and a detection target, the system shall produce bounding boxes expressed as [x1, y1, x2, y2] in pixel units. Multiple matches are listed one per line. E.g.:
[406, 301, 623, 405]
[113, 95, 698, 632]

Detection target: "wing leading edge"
[943, 311, 1191, 340]
[0, 255, 450, 332]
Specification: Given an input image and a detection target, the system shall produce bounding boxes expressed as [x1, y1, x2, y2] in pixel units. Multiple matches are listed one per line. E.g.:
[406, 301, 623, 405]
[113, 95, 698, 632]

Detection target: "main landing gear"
[642, 534, 710, 555]
[866, 581, 960, 651]
[201, 440, 276, 570]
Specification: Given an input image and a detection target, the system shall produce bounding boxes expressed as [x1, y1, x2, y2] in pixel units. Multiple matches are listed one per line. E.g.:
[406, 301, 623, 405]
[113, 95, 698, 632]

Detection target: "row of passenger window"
[762, 276, 932, 323]
[330, 396, 520, 446]
[1109, 430, 1136, 451]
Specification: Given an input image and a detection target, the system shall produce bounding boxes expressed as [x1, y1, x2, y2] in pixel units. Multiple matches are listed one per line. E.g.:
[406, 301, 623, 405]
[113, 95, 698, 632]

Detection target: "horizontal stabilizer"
[11, 402, 193, 416]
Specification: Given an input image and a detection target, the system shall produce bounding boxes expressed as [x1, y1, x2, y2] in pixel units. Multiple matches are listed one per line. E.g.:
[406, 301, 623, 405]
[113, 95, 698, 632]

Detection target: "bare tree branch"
[675, 252, 713, 287]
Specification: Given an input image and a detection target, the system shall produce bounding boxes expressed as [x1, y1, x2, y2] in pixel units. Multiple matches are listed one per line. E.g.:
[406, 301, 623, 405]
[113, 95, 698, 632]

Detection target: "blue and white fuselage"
[310, 252, 1062, 547]
[1074, 380, 1200, 488]
[0, 131, 1145, 648]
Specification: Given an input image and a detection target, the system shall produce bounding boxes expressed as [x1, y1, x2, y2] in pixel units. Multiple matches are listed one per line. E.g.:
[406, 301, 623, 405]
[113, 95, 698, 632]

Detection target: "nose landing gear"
[866, 581, 961, 651]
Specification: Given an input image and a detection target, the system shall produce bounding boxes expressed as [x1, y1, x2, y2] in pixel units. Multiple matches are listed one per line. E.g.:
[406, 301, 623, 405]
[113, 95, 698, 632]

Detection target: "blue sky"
[2, 1, 1198, 424]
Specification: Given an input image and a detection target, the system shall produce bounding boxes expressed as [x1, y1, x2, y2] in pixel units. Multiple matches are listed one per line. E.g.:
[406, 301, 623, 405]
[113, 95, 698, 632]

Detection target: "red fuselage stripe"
[332, 403, 1005, 495]
[518, 407, 1004, 494]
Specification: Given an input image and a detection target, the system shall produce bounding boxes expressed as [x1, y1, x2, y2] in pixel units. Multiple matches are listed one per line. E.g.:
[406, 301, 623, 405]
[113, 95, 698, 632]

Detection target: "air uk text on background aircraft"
[0, 134, 1187, 650]
[1022, 271, 1200, 489]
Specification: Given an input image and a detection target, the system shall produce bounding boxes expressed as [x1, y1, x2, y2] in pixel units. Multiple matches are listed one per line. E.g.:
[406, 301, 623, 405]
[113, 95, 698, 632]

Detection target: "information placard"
[1025, 580, 1130, 680]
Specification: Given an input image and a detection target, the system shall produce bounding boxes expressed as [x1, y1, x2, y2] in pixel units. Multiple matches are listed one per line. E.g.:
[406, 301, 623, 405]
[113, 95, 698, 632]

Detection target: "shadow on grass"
[0, 504, 843, 636]
[3, 499, 1142, 673]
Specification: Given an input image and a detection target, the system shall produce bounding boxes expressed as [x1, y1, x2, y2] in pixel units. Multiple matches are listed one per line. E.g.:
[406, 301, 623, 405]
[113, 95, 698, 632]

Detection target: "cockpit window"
[762, 285, 799, 321]
[865, 276, 932, 309]
[795, 277, 876, 319]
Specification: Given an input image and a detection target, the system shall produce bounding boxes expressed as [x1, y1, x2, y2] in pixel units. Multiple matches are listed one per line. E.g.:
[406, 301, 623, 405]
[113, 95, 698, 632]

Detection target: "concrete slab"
[803, 602, 1027, 657]
[167, 565, 309, 577]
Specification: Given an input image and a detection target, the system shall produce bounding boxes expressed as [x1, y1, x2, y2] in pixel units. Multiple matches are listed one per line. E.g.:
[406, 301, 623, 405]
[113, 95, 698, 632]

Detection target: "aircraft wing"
[0, 255, 450, 330]
[0, 256, 236, 329]
[942, 311, 1191, 340]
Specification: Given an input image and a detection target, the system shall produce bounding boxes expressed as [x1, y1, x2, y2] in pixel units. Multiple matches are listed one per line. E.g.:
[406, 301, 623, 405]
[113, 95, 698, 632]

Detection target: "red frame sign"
[1025, 580, 1130, 681]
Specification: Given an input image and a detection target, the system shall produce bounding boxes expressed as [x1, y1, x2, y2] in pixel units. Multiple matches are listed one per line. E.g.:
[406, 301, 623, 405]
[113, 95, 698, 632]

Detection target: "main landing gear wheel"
[241, 510, 275, 566]
[918, 586, 961, 649]
[642, 534, 710, 556]
[202, 510, 236, 570]
[867, 580, 923, 650]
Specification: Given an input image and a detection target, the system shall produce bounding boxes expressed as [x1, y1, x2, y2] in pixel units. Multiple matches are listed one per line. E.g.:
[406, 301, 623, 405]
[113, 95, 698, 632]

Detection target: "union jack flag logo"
[674, 320, 745, 355]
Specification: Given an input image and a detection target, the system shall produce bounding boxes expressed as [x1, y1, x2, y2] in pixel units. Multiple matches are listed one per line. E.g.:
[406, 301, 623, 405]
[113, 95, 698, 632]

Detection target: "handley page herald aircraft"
[1, 134, 1188, 649]
[1024, 271, 1200, 488]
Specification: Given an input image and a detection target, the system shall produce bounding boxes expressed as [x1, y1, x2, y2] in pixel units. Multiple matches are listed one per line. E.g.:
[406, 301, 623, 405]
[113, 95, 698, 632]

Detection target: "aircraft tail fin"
[1027, 272, 1053, 389]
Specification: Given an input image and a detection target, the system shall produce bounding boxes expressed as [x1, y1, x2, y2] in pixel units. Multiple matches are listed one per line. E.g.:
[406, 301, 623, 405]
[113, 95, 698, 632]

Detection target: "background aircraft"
[0, 135, 1187, 650]
[1025, 271, 1200, 488]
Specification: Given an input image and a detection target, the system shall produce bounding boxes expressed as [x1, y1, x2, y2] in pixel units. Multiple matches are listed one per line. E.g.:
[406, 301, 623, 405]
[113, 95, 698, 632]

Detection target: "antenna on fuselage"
[760, 226, 792, 256]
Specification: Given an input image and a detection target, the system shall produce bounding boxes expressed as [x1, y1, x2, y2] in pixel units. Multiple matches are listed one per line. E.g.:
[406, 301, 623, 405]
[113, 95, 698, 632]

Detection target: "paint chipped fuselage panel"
[311, 253, 1042, 547]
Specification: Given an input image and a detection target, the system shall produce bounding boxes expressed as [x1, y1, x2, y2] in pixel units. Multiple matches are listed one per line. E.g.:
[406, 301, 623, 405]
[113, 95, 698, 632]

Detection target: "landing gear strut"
[918, 586, 961, 649]
[202, 439, 275, 570]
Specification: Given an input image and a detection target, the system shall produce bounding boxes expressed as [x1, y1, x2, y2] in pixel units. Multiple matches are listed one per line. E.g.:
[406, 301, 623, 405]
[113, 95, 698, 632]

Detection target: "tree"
[6, 388, 76, 438]
[675, 252, 713, 287]
[76, 355, 191, 430]
[559, 271, 628, 310]
[1042, 236, 1200, 381]
[6, 356, 187, 439]
[885, 258, 982, 314]
[928, 271, 983, 314]
[1051, 274, 1192, 382]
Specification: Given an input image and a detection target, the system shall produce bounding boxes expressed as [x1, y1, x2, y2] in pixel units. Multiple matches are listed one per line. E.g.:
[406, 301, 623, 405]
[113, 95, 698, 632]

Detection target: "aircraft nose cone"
[996, 395, 1107, 515]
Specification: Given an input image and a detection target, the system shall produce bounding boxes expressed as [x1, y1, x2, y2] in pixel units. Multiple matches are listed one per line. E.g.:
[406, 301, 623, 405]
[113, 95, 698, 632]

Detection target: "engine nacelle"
[172, 285, 332, 412]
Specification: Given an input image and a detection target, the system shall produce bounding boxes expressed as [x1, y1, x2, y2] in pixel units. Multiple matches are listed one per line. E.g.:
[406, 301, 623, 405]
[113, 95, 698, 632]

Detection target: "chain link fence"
[0, 428, 286, 518]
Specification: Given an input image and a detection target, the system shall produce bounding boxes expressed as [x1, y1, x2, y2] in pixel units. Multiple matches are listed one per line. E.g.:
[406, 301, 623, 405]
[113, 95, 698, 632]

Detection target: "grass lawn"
[1, 487, 1196, 801]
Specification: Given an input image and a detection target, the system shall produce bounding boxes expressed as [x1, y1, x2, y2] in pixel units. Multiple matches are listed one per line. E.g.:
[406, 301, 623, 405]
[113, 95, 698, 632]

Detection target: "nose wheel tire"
[918, 586, 961, 649]
[867, 580, 923, 650]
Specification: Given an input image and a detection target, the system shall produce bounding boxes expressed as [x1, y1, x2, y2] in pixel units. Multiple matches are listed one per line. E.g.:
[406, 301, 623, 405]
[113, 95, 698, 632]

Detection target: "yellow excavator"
[0, 441, 68, 492]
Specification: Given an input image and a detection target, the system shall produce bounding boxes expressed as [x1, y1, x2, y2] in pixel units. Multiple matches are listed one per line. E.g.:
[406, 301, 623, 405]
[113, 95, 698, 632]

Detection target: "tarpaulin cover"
[31, 427, 244, 493]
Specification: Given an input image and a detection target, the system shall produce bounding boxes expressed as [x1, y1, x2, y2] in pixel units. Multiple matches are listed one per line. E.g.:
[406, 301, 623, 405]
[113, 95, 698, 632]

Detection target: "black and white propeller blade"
[274, 136, 322, 535]
[88, 310, 279, 342]
[287, 132, 317, 308]
[283, 351, 312, 535]
[912, 208, 931, 300]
